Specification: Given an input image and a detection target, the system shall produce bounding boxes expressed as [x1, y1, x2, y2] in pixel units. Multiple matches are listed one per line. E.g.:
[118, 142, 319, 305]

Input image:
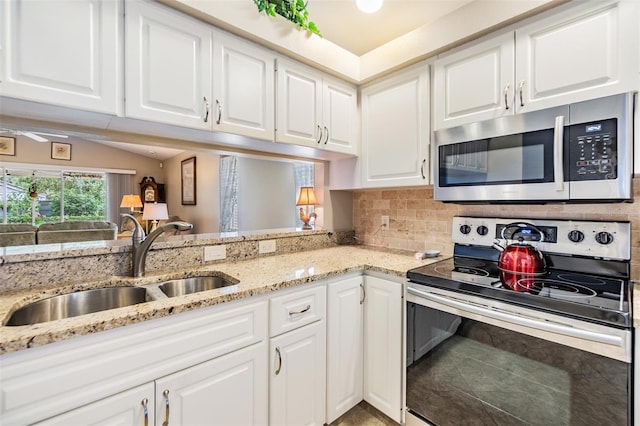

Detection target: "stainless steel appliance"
[434, 92, 636, 202]
[405, 216, 633, 426]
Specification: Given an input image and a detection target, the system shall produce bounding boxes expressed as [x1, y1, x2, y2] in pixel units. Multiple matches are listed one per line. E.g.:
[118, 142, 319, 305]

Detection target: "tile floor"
[329, 401, 399, 426]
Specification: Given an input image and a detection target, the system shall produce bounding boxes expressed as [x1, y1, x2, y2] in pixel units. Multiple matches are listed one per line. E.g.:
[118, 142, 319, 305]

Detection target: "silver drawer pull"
[289, 304, 311, 316]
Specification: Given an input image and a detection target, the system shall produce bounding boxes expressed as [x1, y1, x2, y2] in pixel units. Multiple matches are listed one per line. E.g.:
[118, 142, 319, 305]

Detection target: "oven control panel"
[452, 216, 630, 260]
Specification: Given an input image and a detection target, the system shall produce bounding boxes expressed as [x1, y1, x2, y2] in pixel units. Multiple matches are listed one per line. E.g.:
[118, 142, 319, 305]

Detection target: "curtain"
[219, 156, 239, 232]
[106, 173, 134, 227]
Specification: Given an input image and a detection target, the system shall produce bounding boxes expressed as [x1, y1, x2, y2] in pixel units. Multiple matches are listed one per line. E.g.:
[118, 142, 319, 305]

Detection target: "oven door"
[405, 284, 632, 426]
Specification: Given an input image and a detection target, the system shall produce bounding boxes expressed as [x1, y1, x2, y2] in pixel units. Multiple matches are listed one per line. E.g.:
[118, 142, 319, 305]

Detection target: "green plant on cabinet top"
[253, 0, 321, 36]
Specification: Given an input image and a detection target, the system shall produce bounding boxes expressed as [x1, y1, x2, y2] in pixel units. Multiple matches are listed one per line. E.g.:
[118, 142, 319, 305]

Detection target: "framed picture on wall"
[51, 142, 71, 160]
[0, 136, 16, 156]
[181, 157, 196, 205]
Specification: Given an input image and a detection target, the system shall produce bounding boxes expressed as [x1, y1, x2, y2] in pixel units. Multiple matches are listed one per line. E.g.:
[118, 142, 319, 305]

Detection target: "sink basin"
[158, 276, 236, 298]
[6, 287, 147, 326]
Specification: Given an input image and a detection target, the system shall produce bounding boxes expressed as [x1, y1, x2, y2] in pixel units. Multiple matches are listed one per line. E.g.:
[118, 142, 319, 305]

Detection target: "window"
[1, 167, 107, 224]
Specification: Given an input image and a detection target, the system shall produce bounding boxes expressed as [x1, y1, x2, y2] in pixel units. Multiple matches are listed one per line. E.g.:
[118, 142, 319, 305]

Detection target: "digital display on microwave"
[585, 123, 602, 133]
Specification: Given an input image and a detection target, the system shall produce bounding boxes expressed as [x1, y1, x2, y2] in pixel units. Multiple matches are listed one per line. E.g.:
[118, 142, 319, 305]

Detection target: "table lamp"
[142, 202, 169, 233]
[296, 187, 319, 230]
[120, 194, 143, 213]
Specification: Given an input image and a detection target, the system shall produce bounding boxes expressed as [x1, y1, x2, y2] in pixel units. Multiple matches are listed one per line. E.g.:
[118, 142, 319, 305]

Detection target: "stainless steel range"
[405, 216, 633, 426]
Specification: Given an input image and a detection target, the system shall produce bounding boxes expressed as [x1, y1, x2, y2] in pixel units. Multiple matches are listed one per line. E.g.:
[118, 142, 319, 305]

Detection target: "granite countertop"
[0, 245, 441, 355]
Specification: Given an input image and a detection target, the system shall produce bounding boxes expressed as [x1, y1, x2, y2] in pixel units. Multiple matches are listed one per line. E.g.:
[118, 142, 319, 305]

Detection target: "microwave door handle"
[407, 287, 623, 347]
[554, 115, 565, 192]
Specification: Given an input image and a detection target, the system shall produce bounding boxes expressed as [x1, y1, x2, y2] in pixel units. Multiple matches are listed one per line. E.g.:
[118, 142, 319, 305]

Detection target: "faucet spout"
[122, 214, 194, 277]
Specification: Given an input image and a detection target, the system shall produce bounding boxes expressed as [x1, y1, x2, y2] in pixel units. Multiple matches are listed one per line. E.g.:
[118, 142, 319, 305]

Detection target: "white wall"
[237, 157, 296, 231]
[164, 151, 220, 234]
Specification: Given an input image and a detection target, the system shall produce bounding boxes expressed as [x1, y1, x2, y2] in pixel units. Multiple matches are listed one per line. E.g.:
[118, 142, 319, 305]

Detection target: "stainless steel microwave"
[434, 92, 636, 203]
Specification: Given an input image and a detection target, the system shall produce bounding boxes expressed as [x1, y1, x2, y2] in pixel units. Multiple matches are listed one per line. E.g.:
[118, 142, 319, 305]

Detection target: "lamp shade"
[296, 187, 319, 206]
[120, 194, 143, 209]
[142, 203, 169, 221]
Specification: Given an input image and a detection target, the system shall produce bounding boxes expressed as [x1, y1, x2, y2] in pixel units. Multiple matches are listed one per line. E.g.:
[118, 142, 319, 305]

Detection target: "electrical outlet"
[259, 239, 276, 254]
[381, 215, 390, 229]
[204, 245, 226, 261]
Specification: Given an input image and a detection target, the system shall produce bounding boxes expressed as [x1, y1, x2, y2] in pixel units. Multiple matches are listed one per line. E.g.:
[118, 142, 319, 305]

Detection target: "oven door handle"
[407, 287, 624, 347]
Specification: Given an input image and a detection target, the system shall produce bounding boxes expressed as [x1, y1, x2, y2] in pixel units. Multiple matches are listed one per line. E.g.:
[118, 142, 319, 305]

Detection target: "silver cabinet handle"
[316, 125, 322, 143]
[275, 346, 282, 375]
[360, 283, 365, 305]
[420, 159, 426, 180]
[162, 389, 170, 426]
[554, 115, 565, 192]
[289, 304, 311, 316]
[203, 96, 209, 123]
[323, 126, 329, 144]
[503, 84, 510, 110]
[518, 81, 525, 107]
[216, 99, 222, 125]
[141, 398, 149, 426]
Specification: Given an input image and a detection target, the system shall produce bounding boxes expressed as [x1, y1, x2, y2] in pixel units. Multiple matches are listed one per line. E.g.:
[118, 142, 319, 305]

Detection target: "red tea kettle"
[492, 222, 547, 292]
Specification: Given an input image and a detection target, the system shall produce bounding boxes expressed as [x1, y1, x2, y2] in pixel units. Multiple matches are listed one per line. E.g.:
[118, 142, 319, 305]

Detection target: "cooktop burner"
[408, 255, 630, 328]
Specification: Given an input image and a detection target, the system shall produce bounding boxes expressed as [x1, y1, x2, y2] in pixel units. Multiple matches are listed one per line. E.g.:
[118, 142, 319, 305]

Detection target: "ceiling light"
[356, 0, 383, 13]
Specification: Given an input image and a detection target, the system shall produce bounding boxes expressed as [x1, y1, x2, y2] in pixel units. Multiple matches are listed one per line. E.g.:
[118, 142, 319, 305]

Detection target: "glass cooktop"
[407, 255, 630, 328]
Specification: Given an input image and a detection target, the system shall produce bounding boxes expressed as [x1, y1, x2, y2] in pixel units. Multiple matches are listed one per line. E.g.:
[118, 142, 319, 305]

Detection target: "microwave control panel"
[568, 118, 617, 181]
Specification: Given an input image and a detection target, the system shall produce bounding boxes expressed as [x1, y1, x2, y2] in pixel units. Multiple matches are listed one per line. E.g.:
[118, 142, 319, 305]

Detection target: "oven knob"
[460, 224, 472, 235]
[477, 225, 489, 236]
[595, 231, 614, 245]
[567, 230, 584, 243]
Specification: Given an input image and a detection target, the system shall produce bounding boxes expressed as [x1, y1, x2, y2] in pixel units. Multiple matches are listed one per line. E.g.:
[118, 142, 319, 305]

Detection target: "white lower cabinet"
[326, 275, 364, 424]
[363, 276, 403, 423]
[34, 383, 155, 426]
[0, 299, 268, 425]
[269, 321, 327, 426]
[155, 342, 268, 426]
[269, 285, 327, 426]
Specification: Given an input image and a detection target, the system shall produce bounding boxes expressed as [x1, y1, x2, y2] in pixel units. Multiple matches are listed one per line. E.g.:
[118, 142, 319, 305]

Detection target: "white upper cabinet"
[515, 1, 638, 112]
[0, 0, 121, 114]
[126, 0, 275, 140]
[125, 0, 211, 129]
[433, 33, 514, 128]
[213, 32, 275, 140]
[434, 1, 639, 129]
[361, 63, 430, 187]
[276, 58, 358, 155]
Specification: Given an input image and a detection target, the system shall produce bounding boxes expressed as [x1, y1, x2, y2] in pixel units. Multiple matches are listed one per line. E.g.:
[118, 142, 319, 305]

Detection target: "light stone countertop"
[633, 283, 640, 328]
[0, 245, 442, 355]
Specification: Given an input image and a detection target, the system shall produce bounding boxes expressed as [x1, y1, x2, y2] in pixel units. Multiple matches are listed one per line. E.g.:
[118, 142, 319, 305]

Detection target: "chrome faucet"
[121, 214, 194, 277]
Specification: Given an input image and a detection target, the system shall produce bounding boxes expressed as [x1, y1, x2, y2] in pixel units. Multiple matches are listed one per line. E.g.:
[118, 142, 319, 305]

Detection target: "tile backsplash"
[352, 178, 640, 279]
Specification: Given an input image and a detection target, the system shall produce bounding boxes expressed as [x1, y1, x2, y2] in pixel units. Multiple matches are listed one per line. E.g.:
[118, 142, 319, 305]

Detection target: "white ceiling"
[305, 0, 473, 55]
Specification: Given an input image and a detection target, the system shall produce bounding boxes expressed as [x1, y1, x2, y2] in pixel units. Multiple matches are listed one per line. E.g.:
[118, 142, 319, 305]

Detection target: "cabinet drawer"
[270, 285, 326, 337]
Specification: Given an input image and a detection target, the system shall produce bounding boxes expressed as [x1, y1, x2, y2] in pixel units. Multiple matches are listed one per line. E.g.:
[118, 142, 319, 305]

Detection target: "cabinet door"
[361, 64, 430, 187]
[125, 0, 212, 129]
[213, 32, 275, 141]
[155, 342, 268, 426]
[275, 59, 323, 148]
[322, 77, 358, 155]
[270, 320, 326, 426]
[34, 383, 154, 426]
[0, 0, 120, 114]
[364, 276, 402, 423]
[326, 276, 364, 424]
[515, 1, 639, 113]
[433, 32, 514, 129]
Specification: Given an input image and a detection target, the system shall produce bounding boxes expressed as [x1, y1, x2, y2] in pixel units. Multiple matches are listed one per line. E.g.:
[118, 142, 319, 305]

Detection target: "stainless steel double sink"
[6, 274, 237, 326]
